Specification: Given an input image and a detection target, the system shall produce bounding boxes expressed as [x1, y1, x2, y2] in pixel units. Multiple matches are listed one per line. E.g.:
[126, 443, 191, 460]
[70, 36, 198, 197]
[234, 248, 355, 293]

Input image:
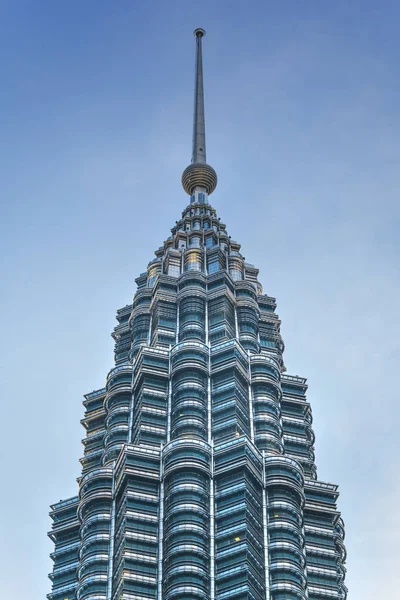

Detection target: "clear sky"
[1, 1, 399, 598]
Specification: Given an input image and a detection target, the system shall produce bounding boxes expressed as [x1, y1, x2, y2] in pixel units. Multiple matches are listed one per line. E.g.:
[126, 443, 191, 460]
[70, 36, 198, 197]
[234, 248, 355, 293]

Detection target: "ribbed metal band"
[182, 162, 218, 195]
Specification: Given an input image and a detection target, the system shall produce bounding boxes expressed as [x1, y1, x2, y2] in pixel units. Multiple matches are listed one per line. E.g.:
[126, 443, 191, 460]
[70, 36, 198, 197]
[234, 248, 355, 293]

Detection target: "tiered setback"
[48, 201, 347, 600]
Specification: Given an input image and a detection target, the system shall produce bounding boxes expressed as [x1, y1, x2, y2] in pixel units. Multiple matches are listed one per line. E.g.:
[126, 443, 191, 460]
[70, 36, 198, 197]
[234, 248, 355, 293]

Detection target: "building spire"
[192, 28, 207, 165]
[182, 28, 217, 201]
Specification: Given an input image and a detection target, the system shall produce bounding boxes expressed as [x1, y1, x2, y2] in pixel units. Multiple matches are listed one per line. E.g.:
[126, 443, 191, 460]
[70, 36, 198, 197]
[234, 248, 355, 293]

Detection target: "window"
[208, 261, 219, 274]
[168, 264, 181, 277]
[230, 269, 242, 281]
[190, 236, 201, 248]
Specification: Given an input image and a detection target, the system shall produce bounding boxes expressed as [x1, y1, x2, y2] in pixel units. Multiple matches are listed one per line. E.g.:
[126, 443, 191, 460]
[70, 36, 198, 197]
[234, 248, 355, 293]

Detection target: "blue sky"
[1, 1, 399, 598]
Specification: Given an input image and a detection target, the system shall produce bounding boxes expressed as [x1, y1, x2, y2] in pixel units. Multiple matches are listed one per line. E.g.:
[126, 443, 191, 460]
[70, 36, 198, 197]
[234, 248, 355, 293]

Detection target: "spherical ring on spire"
[182, 162, 218, 196]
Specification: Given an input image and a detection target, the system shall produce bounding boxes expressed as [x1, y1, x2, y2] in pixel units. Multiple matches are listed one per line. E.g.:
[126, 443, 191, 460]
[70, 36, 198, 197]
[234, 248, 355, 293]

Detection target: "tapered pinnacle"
[182, 28, 217, 197]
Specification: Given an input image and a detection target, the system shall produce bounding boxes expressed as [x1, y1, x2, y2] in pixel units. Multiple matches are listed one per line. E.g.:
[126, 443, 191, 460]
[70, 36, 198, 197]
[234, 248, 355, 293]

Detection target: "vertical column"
[162, 440, 211, 600]
[103, 365, 132, 465]
[207, 347, 212, 442]
[77, 468, 113, 600]
[179, 295, 206, 342]
[262, 451, 270, 600]
[247, 350, 255, 443]
[131, 348, 169, 447]
[170, 342, 208, 441]
[111, 447, 160, 599]
[157, 449, 164, 600]
[264, 456, 307, 599]
[205, 294, 209, 346]
[213, 440, 264, 599]
[167, 351, 172, 443]
[234, 305, 239, 339]
[210, 443, 215, 600]
[48, 498, 80, 600]
[251, 355, 283, 455]
[106, 466, 116, 600]
[235, 283, 260, 353]
[176, 303, 180, 344]
[207, 292, 215, 600]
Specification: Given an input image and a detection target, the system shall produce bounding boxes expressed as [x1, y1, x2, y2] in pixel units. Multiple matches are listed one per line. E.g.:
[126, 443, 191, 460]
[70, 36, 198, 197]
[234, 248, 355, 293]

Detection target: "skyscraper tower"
[48, 29, 347, 600]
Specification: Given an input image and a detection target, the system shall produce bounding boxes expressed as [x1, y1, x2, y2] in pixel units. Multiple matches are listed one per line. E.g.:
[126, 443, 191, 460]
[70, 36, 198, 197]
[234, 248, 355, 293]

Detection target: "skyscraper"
[48, 28, 347, 600]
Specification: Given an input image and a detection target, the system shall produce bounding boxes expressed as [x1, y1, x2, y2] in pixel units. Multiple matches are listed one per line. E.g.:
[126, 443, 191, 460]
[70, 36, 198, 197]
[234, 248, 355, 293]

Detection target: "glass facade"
[48, 203, 347, 600]
[48, 27, 347, 600]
